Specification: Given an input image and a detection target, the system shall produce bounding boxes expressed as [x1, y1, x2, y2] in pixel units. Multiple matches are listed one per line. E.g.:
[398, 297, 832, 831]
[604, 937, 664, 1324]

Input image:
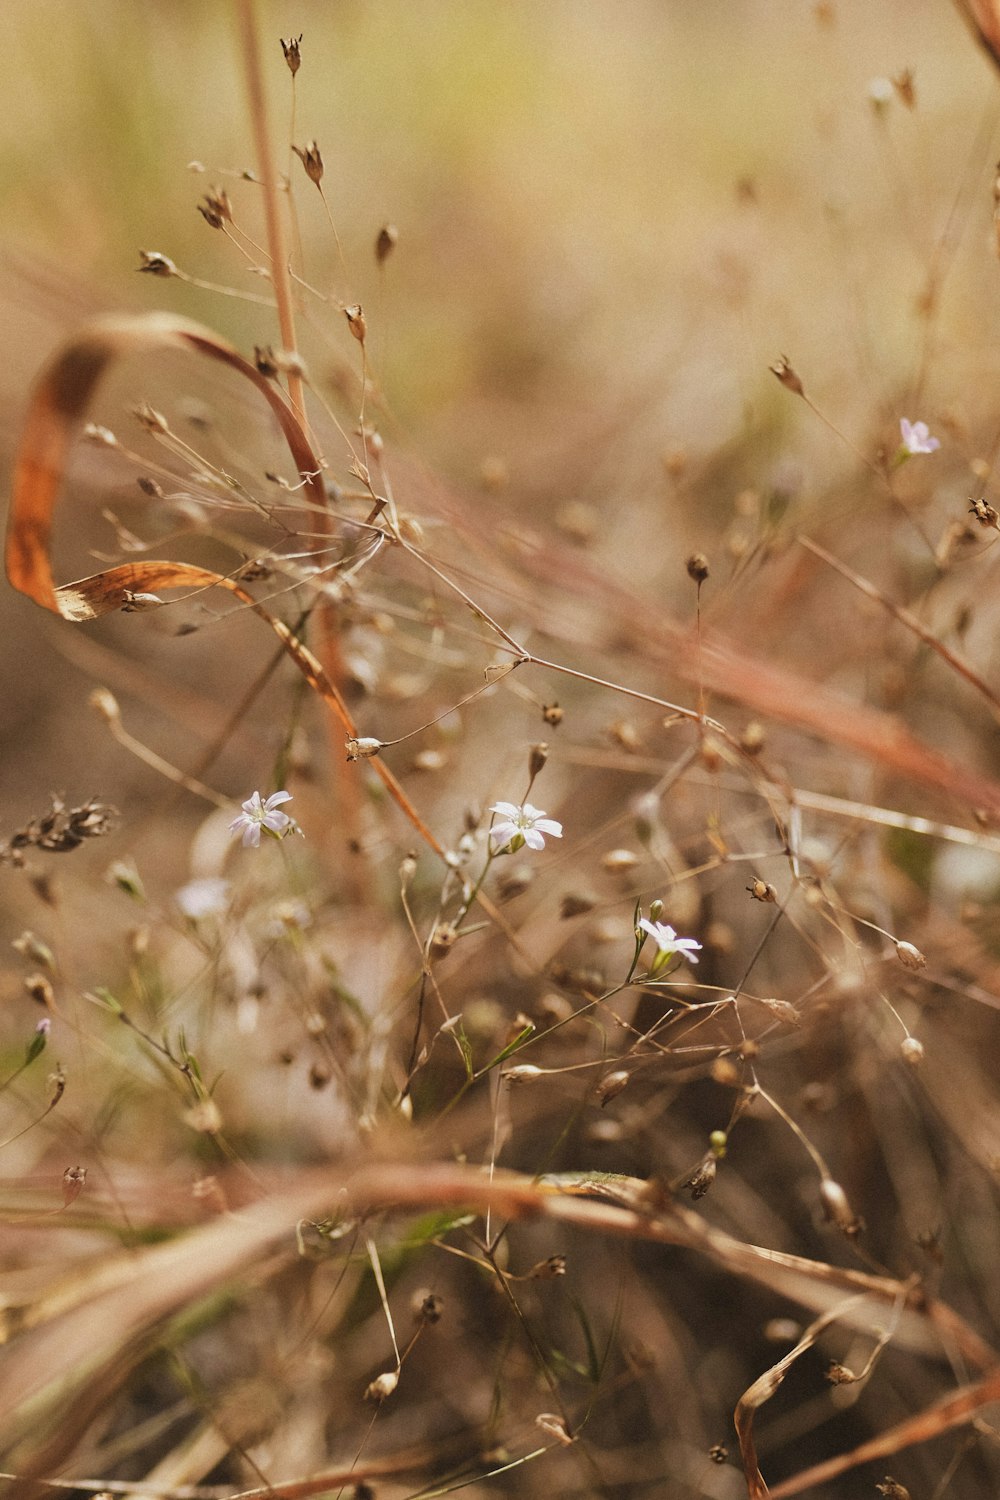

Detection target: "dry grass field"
[4, 4, 1000, 1497]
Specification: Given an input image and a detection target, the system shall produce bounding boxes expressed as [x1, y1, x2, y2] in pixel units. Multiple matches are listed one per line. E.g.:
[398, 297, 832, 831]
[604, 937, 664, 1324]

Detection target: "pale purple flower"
[638, 918, 702, 966]
[229, 790, 295, 848]
[899, 418, 939, 457]
[489, 801, 563, 854]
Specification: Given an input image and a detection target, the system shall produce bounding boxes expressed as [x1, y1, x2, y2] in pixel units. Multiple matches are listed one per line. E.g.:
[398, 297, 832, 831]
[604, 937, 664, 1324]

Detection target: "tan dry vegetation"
[5, 4, 1000, 1498]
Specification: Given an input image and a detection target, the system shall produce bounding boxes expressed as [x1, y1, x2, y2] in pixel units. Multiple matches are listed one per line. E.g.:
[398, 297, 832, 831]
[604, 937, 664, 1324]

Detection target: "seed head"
[686, 552, 710, 585]
[365, 1370, 399, 1403]
[137, 249, 178, 277]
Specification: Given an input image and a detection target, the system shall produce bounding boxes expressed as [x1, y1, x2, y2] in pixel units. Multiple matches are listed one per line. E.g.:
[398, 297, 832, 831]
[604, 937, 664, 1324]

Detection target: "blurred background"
[4, 3, 1000, 1497]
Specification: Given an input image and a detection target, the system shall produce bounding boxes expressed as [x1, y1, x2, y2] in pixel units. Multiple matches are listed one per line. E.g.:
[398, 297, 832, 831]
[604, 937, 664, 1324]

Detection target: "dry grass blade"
[5, 312, 325, 614]
[766, 1360, 1000, 1497]
[2, 313, 444, 856]
[735, 1299, 865, 1500]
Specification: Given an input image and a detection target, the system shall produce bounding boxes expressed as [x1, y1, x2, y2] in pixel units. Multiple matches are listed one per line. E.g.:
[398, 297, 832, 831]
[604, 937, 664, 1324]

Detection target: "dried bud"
[63, 1164, 87, 1206]
[528, 742, 549, 778]
[90, 688, 121, 725]
[504, 1064, 543, 1084]
[595, 1070, 630, 1105]
[710, 1056, 740, 1087]
[542, 702, 564, 726]
[280, 33, 303, 74]
[740, 721, 765, 755]
[137, 249, 178, 277]
[819, 1176, 862, 1237]
[133, 402, 169, 435]
[770, 355, 804, 397]
[969, 497, 999, 528]
[895, 940, 926, 970]
[24, 973, 54, 1007]
[344, 304, 367, 343]
[892, 68, 916, 109]
[12, 931, 55, 971]
[375, 223, 399, 263]
[601, 848, 639, 874]
[708, 1444, 728, 1465]
[254, 345, 280, 378]
[83, 423, 119, 447]
[183, 1099, 223, 1134]
[429, 923, 458, 958]
[292, 140, 324, 185]
[900, 1036, 925, 1066]
[876, 1480, 912, 1500]
[414, 1291, 444, 1323]
[684, 1153, 717, 1200]
[197, 188, 232, 229]
[365, 1370, 399, 1403]
[826, 1362, 856, 1385]
[121, 592, 164, 612]
[746, 876, 777, 903]
[346, 737, 383, 762]
[535, 1412, 574, 1446]
[686, 552, 710, 584]
[560, 891, 596, 919]
[527, 1255, 566, 1279]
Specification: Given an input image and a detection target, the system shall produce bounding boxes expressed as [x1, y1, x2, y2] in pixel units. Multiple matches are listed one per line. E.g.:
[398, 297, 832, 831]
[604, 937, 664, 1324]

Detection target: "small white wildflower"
[175, 877, 231, 920]
[898, 418, 940, 459]
[229, 790, 296, 848]
[638, 917, 702, 972]
[488, 801, 562, 855]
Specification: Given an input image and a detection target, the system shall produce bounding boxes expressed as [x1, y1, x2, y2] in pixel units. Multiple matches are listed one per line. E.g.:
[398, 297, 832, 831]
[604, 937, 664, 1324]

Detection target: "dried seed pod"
[528, 742, 549, 778]
[281, 34, 303, 73]
[527, 1254, 567, 1279]
[137, 249, 178, 277]
[542, 702, 564, 726]
[770, 355, 804, 396]
[346, 737, 383, 762]
[684, 1154, 717, 1200]
[686, 552, 710, 584]
[375, 222, 398, 263]
[292, 140, 324, 185]
[595, 1070, 630, 1106]
[746, 876, 777, 903]
[819, 1176, 862, 1237]
[900, 1036, 925, 1066]
[344, 304, 367, 343]
[895, 940, 926, 970]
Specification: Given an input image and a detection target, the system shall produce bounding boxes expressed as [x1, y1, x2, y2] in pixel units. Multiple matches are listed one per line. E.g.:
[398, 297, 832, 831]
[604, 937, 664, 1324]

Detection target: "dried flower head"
[280, 33, 303, 73]
[292, 140, 324, 185]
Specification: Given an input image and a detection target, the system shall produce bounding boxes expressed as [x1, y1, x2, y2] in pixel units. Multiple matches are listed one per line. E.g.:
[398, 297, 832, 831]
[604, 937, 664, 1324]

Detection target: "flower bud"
[281, 34, 302, 74]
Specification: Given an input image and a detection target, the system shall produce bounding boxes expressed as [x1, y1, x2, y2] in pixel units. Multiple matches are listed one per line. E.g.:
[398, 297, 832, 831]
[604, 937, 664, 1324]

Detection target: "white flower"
[638, 917, 702, 966]
[899, 418, 940, 457]
[175, 877, 231, 919]
[488, 801, 563, 854]
[229, 790, 295, 848]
